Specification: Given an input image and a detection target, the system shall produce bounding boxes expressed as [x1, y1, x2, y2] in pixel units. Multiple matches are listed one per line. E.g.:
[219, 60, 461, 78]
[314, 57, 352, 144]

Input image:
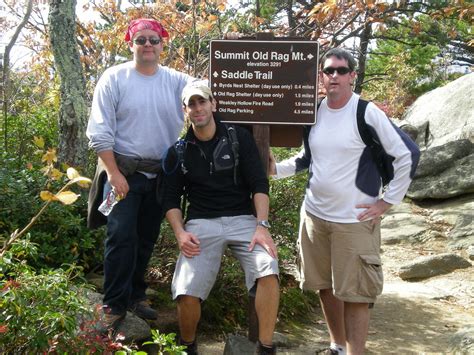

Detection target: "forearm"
[253, 193, 269, 221]
[166, 208, 186, 237]
[98, 150, 121, 178]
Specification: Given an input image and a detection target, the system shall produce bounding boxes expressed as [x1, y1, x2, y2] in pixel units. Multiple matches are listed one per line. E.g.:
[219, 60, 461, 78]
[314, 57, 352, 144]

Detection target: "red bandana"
[124, 18, 169, 42]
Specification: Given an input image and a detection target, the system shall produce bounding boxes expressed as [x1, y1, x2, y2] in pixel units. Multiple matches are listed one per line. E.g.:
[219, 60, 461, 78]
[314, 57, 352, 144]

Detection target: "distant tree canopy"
[1, 0, 472, 163]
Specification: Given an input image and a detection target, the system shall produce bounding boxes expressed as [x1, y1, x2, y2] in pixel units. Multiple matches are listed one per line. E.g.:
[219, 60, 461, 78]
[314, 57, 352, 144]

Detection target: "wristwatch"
[257, 220, 271, 229]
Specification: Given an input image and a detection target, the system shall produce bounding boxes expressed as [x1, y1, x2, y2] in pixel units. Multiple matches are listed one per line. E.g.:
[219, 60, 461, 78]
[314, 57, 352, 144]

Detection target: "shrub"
[0, 149, 104, 271]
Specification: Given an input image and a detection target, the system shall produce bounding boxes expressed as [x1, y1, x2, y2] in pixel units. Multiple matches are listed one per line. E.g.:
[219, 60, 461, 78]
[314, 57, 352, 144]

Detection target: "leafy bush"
[0, 150, 104, 271]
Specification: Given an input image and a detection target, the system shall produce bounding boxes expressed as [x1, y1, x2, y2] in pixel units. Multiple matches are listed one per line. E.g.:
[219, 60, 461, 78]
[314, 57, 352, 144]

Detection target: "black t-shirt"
[162, 120, 269, 221]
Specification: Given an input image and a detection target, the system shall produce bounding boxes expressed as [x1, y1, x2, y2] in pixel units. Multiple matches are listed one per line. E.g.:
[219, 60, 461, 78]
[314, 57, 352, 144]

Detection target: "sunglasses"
[133, 36, 162, 46]
[322, 66, 352, 75]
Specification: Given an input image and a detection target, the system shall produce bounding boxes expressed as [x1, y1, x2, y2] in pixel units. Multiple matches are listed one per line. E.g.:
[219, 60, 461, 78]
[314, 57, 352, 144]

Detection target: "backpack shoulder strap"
[356, 98, 371, 147]
[224, 123, 240, 184]
[317, 96, 324, 111]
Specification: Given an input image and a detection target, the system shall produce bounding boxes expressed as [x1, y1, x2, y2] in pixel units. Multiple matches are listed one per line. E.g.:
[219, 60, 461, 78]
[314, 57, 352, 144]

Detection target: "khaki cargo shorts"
[298, 209, 383, 303]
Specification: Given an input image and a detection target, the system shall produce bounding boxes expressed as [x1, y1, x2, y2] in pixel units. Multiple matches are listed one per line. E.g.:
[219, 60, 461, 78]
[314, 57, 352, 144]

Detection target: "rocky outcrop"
[403, 73, 474, 149]
[398, 253, 471, 280]
[84, 289, 151, 344]
[407, 139, 474, 200]
[449, 326, 474, 353]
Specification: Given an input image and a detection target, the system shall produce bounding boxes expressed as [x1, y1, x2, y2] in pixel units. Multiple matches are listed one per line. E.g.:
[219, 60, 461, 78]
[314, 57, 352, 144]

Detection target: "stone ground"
[144, 239, 472, 355]
[126, 198, 473, 354]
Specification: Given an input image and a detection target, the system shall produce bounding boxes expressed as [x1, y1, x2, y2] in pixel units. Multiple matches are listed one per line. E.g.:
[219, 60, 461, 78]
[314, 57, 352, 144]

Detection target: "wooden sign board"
[210, 40, 319, 126]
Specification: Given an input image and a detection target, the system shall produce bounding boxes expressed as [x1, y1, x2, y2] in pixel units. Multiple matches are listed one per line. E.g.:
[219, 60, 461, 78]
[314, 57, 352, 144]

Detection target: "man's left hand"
[248, 226, 278, 259]
[356, 199, 392, 223]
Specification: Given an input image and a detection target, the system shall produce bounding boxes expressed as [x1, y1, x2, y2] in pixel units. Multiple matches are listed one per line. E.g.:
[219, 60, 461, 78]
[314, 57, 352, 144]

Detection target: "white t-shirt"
[276, 93, 419, 223]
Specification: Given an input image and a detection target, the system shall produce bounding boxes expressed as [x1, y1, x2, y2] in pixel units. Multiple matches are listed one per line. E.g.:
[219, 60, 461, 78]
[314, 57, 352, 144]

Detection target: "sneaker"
[257, 341, 276, 354]
[325, 349, 339, 355]
[179, 339, 198, 355]
[129, 300, 158, 320]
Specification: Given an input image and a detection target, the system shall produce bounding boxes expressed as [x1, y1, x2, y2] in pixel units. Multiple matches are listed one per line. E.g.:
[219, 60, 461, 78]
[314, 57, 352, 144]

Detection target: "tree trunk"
[354, 18, 372, 94]
[287, 0, 296, 37]
[48, 0, 88, 167]
[2, 0, 34, 153]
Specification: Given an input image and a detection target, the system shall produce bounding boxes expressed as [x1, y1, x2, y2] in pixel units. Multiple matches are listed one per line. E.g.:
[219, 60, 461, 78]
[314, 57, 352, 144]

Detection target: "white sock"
[330, 342, 347, 355]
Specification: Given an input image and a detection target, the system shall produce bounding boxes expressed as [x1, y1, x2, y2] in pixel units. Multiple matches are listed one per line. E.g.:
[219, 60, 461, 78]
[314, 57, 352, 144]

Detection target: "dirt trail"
[195, 242, 473, 354]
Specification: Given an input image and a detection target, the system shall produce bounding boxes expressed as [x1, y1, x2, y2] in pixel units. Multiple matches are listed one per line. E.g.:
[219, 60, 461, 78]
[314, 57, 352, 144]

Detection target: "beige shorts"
[298, 209, 383, 303]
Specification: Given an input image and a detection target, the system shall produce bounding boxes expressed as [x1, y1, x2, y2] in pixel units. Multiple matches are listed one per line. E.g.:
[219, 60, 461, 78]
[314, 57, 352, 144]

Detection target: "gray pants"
[172, 215, 279, 300]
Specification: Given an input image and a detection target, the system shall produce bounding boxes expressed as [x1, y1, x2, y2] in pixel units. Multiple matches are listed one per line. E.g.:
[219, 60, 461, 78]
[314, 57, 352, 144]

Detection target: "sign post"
[210, 35, 319, 342]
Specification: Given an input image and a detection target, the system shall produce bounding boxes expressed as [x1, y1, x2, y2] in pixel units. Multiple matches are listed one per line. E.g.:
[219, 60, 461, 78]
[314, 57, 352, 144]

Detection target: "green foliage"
[0, 240, 90, 352]
[3, 73, 59, 165]
[142, 329, 187, 354]
[364, 14, 471, 117]
[0, 151, 103, 271]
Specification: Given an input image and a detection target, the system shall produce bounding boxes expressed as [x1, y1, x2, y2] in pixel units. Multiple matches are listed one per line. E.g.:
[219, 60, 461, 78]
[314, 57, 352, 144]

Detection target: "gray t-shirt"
[87, 61, 193, 160]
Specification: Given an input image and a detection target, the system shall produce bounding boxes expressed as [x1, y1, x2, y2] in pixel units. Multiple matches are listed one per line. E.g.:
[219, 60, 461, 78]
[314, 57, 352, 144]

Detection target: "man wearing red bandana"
[87, 18, 194, 333]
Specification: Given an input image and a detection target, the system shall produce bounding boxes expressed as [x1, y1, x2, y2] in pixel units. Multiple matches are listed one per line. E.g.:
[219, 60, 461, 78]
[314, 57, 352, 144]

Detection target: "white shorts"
[171, 215, 279, 300]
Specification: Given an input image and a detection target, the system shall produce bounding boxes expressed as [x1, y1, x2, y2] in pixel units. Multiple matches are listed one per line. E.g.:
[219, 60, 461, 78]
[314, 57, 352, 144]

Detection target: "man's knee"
[177, 295, 201, 307]
[257, 274, 279, 284]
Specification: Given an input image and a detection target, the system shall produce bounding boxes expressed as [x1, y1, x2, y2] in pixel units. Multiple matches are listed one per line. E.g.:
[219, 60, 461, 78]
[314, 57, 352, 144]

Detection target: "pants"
[102, 173, 163, 315]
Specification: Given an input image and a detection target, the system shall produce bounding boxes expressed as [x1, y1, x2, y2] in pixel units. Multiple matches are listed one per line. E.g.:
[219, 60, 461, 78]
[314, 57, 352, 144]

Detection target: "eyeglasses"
[133, 36, 161, 46]
[322, 66, 352, 75]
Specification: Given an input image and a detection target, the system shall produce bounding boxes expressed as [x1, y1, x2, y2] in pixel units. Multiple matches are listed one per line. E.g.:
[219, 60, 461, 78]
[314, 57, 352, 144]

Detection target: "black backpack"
[163, 123, 240, 183]
[317, 98, 394, 186]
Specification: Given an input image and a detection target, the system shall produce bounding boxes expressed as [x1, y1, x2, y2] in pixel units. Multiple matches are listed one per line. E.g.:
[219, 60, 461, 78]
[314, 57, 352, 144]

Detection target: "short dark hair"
[321, 48, 357, 72]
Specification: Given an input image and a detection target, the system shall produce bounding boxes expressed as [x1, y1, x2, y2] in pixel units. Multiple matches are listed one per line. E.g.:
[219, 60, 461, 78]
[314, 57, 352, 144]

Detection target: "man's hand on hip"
[356, 199, 392, 223]
[248, 227, 278, 259]
[177, 231, 201, 258]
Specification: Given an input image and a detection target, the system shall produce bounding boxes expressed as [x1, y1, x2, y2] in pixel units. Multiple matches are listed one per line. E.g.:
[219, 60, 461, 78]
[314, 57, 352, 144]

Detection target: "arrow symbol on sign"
[213, 92, 217, 96]
[213, 83, 217, 87]
[307, 54, 314, 60]
[213, 71, 219, 78]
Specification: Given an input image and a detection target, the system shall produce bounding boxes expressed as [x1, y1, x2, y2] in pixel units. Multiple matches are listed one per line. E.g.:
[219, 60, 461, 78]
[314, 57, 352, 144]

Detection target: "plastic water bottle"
[98, 189, 121, 216]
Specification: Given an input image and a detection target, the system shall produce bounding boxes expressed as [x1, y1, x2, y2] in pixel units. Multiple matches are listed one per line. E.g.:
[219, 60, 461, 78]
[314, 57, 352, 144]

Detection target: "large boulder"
[407, 139, 474, 199]
[402, 73, 474, 149]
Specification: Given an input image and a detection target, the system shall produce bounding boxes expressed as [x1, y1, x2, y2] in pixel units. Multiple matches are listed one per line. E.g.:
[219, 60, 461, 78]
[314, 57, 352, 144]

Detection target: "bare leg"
[344, 302, 369, 355]
[319, 288, 346, 346]
[255, 275, 279, 345]
[177, 295, 201, 343]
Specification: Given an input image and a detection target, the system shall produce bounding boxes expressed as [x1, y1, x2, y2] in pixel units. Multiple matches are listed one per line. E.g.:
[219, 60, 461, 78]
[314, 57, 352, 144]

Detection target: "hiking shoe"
[179, 339, 198, 355]
[97, 310, 125, 336]
[129, 300, 158, 320]
[257, 341, 277, 354]
[325, 349, 339, 355]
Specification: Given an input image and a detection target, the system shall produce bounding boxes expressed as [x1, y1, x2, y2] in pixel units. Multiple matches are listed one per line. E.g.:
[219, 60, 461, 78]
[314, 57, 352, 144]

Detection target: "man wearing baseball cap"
[162, 82, 280, 354]
[86, 18, 194, 332]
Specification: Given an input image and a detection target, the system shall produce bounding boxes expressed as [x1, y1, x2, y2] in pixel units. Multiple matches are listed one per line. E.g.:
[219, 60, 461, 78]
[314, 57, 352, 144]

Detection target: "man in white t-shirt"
[270, 48, 419, 354]
[86, 18, 194, 332]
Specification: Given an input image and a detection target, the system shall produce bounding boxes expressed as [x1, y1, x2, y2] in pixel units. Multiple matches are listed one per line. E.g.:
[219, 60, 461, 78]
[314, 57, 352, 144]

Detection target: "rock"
[114, 311, 151, 344]
[449, 213, 474, 250]
[449, 326, 474, 353]
[223, 334, 256, 355]
[407, 153, 474, 200]
[273, 332, 291, 347]
[383, 280, 454, 300]
[413, 139, 473, 179]
[398, 253, 471, 280]
[468, 246, 474, 261]
[403, 73, 474, 149]
[83, 290, 151, 344]
[381, 203, 429, 244]
[427, 195, 474, 250]
[399, 123, 419, 141]
[86, 273, 104, 292]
